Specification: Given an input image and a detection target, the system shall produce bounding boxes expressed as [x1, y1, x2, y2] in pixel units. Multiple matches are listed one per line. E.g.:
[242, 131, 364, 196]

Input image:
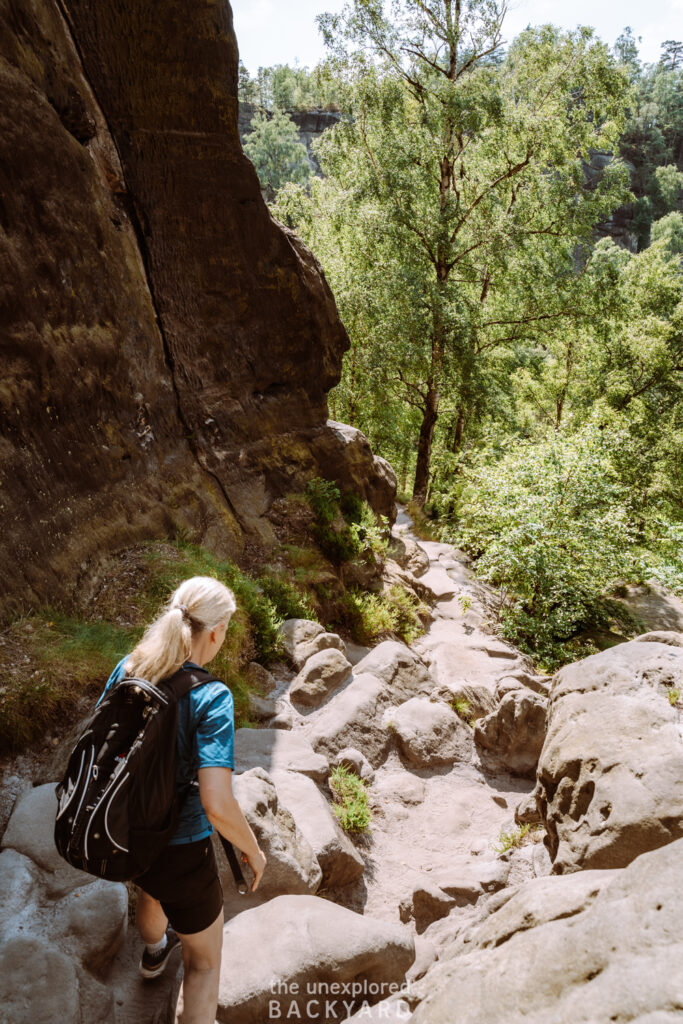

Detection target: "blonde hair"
[125, 576, 236, 684]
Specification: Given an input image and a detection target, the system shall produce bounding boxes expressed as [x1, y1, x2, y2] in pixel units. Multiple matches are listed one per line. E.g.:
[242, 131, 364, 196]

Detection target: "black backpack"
[54, 665, 220, 882]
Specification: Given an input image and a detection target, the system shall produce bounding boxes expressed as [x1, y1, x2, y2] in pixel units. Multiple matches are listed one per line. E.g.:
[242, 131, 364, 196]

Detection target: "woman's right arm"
[198, 766, 267, 891]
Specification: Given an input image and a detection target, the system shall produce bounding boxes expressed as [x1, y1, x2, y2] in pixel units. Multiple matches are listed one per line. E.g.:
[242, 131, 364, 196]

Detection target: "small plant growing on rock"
[494, 823, 543, 853]
[329, 765, 372, 832]
[667, 686, 682, 706]
[450, 697, 472, 720]
[457, 593, 472, 614]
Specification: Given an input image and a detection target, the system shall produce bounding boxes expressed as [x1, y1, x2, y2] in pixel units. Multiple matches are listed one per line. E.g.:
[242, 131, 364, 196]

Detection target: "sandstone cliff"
[0, 0, 393, 616]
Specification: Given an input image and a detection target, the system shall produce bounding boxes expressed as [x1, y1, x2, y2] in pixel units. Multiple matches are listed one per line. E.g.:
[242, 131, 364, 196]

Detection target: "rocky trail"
[2, 507, 682, 1024]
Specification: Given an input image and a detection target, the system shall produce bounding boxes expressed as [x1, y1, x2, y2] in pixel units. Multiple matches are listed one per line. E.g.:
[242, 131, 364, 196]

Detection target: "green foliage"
[651, 212, 683, 255]
[238, 62, 340, 111]
[279, 3, 632, 502]
[453, 428, 641, 669]
[343, 585, 426, 646]
[243, 108, 311, 194]
[329, 764, 372, 832]
[304, 477, 387, 564]
[667, 686, 682, 706]
[450, 696, 475, 727]
[494, 824, 537, 853]
[256, 572, 318, 623]
[0, 613, 136, 754]
[141, 540, 284, 667]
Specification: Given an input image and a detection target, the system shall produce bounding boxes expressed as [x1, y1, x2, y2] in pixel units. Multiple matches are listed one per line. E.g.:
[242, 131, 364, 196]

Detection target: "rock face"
[535, 640, 683, 872]
[408, 838, 683, 1024]
[0, 0, 394, 614]
[217, 894, 414, 1024]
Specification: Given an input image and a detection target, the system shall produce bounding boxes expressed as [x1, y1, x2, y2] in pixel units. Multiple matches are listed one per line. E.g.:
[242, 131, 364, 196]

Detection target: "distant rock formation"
[238, 102, 342, 175]
[0, 0, 393, 616]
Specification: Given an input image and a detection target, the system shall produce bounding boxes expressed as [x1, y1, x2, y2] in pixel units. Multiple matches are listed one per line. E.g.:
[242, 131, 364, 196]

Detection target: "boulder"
[0, 848, 38, 919]
[514, 793, 543, 826]
[0, 937, 80, 1024]
[1, 783, 95, 895]
[54, 878, 128, 970]
[270, 769, 365, 888]
[234, 728, 329, 783]
[315, 421, 398, 524]
[432, 682, 496, 722]
[433, 855, 510, 906]
[280, 618, 346, 670]
[0, 772, 30, 844]
[333, 748, 375, 783]
[390, 535, 430, 578]
[496, 671, 551, 697]
[217, 894, 414, 1023]
[289, 648, 353, 708]
[231, 769, 322, 898]
[245, 662, 278, 694]
[535, 640, 683, 872]
[353, 641, 433, 701]
[303, 674, 392, 768]
[383, 698, 473, 768]
[409, 838, 683, 1024]
[462, 869, 617, 952]
[474, 690, 547, 778]
[399, 878, 455, 933]
[247, 692, 278, 720]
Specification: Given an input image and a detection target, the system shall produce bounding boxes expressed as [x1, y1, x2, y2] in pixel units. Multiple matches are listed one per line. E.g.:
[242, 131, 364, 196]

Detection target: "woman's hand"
[243, 846, 267, 891]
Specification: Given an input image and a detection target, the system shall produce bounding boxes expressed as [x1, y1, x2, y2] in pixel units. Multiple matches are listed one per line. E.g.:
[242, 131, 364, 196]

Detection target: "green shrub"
[257, 572, 318, 622]
[329, 764, 372, 832]
[342, 585, 426, 645]
[453, 427, 641, 671]
[305, 477, 387, 566]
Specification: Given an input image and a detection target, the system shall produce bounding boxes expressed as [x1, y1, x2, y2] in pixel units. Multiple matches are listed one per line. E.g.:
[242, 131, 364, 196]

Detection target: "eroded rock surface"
[409, 838, 683, 1024]
[535, 640, 683, 872]
[217, 894, 414, 1023]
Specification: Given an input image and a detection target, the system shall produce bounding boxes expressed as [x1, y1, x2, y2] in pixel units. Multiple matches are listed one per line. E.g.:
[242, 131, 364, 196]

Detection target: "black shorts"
[136, 837, 223, 935]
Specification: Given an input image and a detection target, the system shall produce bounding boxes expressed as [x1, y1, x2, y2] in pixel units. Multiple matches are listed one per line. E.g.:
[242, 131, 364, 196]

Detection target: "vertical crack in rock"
[54, 0, 242, 528]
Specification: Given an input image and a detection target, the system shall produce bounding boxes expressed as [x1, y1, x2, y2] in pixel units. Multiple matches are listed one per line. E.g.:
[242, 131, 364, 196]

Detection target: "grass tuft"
[329, 764, 372, 832]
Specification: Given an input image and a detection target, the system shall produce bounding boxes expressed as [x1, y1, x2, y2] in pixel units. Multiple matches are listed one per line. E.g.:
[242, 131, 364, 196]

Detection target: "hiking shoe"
[139, 928, 181, 979]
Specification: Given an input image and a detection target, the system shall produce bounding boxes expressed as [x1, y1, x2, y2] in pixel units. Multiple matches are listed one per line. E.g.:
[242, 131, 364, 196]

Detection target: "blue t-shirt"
[99, 658, 235, 845]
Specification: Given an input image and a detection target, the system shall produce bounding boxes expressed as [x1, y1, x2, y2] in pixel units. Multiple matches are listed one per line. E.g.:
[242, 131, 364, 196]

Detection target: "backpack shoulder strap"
[161, 666, 223, 702]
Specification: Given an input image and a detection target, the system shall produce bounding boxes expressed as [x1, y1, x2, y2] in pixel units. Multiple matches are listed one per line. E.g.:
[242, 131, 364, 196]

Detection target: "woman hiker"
[99, 576, 267, 1024]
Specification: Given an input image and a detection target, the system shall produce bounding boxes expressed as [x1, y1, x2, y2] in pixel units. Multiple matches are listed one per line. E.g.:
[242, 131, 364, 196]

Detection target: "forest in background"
[240, 2, 683, 670]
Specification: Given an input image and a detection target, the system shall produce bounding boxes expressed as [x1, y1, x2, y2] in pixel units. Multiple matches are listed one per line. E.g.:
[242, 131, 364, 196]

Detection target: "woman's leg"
[136, 887, 169, 944]
[174, 908, 224, 1024]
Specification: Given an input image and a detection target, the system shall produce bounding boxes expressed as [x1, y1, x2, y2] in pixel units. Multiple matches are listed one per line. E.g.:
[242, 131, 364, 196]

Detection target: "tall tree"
[291, 1, 630, 502]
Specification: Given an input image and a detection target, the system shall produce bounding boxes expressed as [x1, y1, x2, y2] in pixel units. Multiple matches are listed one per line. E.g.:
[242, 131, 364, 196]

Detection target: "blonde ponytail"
[125, 576, 236, 684]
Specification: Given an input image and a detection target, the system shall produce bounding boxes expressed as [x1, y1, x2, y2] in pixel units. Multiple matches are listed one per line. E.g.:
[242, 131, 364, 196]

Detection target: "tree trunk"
[412, 384, 439, 505]
[452, 408, 466, 452]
